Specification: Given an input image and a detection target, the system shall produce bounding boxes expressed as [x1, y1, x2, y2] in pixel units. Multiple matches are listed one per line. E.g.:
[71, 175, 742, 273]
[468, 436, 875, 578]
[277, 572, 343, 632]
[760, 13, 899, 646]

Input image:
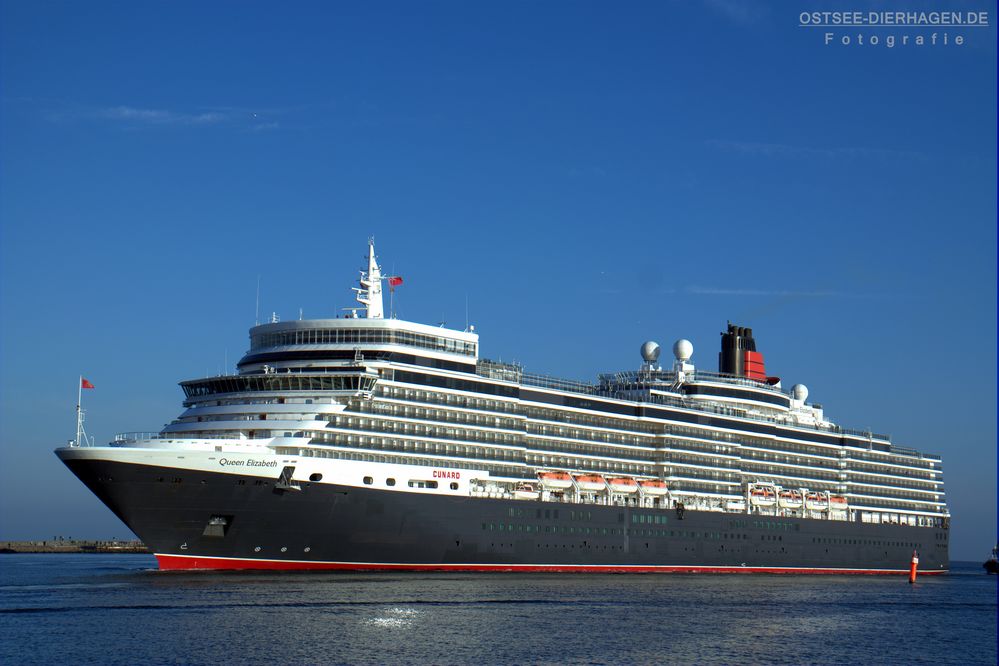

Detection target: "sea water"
[0, 554, 995, 665]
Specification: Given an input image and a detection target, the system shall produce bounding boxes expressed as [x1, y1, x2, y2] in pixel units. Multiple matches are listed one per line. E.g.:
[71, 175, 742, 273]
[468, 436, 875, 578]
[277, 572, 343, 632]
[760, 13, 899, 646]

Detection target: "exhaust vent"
[719, 323, 778, 384]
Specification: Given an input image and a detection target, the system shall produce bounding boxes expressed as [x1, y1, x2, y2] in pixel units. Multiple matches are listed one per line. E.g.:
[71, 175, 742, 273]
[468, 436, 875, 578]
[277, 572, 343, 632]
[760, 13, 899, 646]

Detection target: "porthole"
[254, 546, 261, 552]
[450, 482, 459, 490]
[280, 547, 287, 553]
[310, 473, 323, 482]
[363, 476, 373, 485]
[386, 478, 396, 487]
[304, 547, 311, 553]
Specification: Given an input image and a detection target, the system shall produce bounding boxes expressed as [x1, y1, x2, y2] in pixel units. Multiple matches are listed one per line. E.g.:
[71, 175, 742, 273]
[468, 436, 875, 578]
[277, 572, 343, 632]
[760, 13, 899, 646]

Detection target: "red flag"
[388, 276, 403, 287]
[81, 378, 95, 389]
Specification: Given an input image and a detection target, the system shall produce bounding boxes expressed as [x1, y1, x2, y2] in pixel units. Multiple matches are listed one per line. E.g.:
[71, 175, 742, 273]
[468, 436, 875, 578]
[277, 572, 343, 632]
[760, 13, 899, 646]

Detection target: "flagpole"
[76, 375, 83, 447]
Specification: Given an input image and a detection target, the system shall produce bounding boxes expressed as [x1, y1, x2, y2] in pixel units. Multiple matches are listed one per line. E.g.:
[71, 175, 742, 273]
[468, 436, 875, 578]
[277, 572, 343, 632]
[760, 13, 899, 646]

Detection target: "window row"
[375, 387, 518, 414]
[251, 328, 477, 357]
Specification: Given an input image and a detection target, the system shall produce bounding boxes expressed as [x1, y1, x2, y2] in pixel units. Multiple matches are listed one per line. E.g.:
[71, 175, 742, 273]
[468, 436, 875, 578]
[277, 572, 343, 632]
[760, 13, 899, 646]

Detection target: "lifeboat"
[538, 471, 573, 490]
[778, 489, 803, 509]
[805, 492, 829, 511]
[749, 486, 776, 506]
[639, 480, 669, 496]
[574, 474, 606, 492]
[608, 477, 639, 494]
[513, 483, 539, 500]
[829, 495, 848, 509]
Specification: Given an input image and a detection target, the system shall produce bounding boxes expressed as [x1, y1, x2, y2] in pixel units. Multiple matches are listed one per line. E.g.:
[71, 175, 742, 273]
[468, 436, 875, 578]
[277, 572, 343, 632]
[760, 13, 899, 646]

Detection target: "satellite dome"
[673, 339, 693, 361]
[640, 341, 661, 363]
[792, 384, 809, 402]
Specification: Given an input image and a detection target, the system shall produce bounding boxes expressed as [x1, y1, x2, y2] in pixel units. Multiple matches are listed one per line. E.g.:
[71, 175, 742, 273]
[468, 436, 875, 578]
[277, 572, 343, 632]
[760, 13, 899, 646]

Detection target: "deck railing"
[112, 432, 164, 442]
[477, 361, 912, 451]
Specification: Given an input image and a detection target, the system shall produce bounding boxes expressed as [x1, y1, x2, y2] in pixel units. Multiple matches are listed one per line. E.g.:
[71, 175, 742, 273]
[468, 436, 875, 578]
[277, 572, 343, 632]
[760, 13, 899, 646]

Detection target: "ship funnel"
[719, 322, 770, 382]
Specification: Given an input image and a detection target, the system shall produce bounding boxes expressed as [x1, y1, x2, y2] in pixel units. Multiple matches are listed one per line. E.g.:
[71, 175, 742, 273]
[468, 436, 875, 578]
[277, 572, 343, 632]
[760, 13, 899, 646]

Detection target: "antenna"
[255, 275, 261, 325]
[465, 292, 469, 332]
[75, 376, 85, 447]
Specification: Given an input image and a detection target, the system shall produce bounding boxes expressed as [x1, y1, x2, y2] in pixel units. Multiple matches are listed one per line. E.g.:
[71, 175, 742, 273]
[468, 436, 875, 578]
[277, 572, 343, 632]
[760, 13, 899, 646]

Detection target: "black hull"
[62, 458, 950, 573]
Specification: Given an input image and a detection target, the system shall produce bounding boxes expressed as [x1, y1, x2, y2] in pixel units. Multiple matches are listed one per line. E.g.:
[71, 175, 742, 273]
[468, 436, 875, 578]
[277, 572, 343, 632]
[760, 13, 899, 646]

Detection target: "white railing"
[112, 432, 164, 443]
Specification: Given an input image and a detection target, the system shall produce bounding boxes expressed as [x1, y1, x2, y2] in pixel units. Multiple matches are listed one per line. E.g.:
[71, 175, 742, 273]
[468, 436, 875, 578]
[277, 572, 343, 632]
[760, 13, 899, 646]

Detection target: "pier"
[0, 539, 148, 554]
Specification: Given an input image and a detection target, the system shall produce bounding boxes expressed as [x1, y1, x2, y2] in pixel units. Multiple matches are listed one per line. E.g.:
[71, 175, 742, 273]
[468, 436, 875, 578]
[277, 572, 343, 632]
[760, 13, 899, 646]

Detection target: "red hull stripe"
[156, 554, 947, 575]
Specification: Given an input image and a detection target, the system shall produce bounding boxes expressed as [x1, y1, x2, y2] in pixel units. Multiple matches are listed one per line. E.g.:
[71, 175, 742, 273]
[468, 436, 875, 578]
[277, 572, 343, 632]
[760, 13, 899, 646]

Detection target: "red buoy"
[908, 550, 919, 584]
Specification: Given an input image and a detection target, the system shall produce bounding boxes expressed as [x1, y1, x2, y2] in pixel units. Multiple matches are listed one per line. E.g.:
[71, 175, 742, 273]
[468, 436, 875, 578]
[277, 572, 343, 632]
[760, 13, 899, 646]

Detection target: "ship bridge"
[240, 318, 479, 374]
[237, 239, 478, 375]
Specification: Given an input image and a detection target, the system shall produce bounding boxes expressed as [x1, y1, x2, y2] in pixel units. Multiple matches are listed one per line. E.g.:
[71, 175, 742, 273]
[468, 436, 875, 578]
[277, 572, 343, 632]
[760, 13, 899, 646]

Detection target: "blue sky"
[1, 1, 995, 560]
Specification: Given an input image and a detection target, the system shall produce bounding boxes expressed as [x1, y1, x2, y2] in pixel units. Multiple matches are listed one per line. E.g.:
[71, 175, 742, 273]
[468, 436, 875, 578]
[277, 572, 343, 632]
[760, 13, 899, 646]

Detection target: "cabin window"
[309, 473, 322, 482]
[363, 476, 373, 485]
[386, 478, 396, 487]
[450, 482, 459, 490]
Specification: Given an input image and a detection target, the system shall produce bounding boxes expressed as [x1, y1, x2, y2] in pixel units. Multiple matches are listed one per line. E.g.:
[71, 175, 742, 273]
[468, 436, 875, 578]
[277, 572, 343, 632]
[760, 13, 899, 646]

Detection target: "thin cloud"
[43, 103, 298, 131]
[97, 105, 228, 126]
[685, 285, 888, 298]
[707, 139, 925, 161]
[249, 121, 280, 132]
[687, 286, 842, 297]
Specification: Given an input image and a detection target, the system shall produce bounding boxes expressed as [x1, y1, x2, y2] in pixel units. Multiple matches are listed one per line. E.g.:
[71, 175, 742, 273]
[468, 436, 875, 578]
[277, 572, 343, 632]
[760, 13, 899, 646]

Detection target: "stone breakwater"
[0, 540, 148, 554]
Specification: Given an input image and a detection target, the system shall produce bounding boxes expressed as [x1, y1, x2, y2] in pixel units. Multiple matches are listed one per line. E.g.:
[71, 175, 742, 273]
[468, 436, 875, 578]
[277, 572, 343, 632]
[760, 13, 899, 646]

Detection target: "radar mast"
[353, 238, 385, 319]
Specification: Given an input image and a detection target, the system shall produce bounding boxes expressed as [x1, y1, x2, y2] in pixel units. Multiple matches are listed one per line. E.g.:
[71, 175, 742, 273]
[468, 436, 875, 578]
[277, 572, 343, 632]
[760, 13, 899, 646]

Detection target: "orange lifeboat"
[829, 495, 848, 508]
[538, 471, 573, 490]
[608, 477, 639, 494]
[778, 489, 803, 509]
[750, 486, 776, 506]
[805, 492, 829, 511]
[639, 480, 669, 496]
[574, 474, 606, 492]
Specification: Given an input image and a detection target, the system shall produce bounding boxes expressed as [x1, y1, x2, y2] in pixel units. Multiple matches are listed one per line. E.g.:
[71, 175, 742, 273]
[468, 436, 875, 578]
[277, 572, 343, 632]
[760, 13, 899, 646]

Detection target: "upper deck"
[243, 318, 479, 369]
[189, 240, 937, 467]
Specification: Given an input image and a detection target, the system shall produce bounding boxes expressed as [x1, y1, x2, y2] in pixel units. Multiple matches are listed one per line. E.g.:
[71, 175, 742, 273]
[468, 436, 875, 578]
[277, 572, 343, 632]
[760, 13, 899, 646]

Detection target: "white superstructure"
[75, 240, 947, 530]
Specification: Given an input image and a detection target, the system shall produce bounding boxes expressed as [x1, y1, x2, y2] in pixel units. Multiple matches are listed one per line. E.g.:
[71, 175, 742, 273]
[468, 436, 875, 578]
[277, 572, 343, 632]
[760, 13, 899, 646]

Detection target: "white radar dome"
[672, 339, 693, 361]
[640, 341, 661, 363]
[792, 384, 809, 402]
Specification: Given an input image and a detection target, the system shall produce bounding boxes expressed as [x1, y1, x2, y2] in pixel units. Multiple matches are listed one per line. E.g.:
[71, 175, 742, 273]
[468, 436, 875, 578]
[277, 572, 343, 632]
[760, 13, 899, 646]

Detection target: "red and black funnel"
[719, 323, 779, 384]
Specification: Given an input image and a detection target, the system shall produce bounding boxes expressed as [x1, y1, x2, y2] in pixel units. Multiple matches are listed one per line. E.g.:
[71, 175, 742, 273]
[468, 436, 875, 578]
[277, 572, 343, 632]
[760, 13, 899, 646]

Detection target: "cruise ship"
[56, 240, 950, 573]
